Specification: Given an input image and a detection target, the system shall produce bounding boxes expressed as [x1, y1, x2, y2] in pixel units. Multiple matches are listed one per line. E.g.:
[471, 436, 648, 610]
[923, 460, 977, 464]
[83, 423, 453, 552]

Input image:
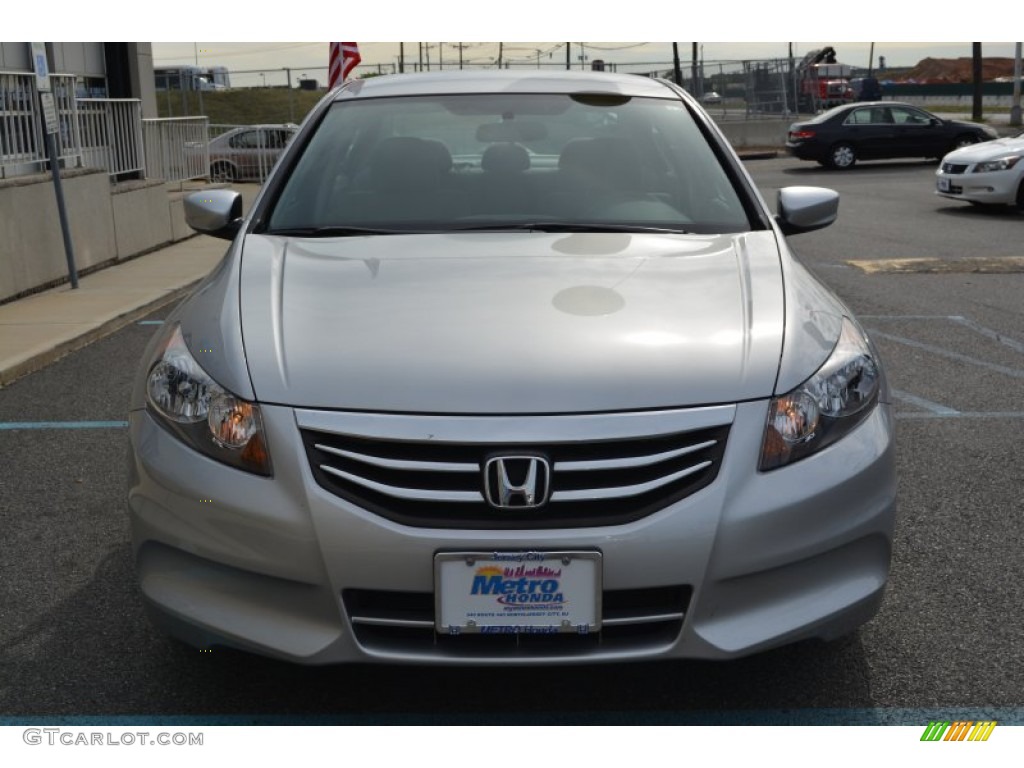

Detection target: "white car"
[936, 132, 1024, 208]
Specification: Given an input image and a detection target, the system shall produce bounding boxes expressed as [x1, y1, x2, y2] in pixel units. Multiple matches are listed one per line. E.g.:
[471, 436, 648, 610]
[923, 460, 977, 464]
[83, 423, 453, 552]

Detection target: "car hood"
[944, 134, 1024, 163]
[237, 231, 786, 413]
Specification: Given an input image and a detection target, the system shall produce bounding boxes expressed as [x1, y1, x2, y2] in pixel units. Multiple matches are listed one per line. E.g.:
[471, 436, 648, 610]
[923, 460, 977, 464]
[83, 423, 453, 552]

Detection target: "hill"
[902, 57, 1016, 84]
[155, 87, 325, 124]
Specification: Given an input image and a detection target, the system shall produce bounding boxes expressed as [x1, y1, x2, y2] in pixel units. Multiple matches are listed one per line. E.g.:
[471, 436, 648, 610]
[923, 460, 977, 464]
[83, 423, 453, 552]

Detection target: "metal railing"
[1, 71, 146, 179]
[77, 98, 145, 177]
[141, 117, 209, 183]
[1, 71, 81, 178]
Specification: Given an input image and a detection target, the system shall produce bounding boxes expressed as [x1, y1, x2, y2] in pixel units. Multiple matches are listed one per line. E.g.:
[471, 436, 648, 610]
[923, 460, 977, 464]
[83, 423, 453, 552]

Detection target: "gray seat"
[476, 143, 534, 214]
[341, 137, 467, 223]
[553, 137, 647, 216]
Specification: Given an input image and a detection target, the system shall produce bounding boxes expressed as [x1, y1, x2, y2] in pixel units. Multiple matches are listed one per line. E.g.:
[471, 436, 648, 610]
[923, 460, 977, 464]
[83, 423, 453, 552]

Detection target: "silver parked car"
[128, 71, 896, 664]
[206, 123, 298, 182]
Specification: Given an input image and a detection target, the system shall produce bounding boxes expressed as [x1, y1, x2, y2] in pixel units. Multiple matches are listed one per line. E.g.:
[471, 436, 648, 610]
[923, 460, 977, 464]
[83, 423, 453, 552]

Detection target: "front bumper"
[127, 399, 896, 665]
[935, 170, 1019, 205]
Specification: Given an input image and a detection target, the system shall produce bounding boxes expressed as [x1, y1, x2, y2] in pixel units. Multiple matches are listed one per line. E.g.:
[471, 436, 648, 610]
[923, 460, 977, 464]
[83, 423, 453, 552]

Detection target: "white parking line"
[866, 329, 1024, 379]
[950, 315, 1024, 355]
[890, 389, 959, 416]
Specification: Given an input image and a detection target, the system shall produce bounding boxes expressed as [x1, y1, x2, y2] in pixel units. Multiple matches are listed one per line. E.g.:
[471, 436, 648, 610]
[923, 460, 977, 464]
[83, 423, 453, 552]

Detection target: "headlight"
[146, 323, 272, 475]
[760, 318, 880, 471]
[973, 155, 1022, 173]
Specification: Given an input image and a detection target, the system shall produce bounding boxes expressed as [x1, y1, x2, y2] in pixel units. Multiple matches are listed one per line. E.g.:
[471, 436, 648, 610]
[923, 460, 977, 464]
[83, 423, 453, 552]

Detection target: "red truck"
[796, 47, 854, 111]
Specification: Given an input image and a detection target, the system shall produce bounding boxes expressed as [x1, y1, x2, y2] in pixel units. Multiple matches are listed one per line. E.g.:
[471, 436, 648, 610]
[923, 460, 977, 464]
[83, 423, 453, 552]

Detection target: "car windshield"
[266, 93, 755, 235]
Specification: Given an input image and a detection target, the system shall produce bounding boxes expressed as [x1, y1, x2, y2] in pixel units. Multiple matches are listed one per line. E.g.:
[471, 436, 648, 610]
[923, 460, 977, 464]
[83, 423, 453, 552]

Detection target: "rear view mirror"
[184, 190, 244, 241]
[776, 186, 839, 235]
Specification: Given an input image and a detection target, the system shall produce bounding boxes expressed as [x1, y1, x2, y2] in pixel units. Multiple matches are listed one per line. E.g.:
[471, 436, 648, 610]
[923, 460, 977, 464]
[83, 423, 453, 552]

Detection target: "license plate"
[435, 551, 601, 635]
[937, 177, 951, 192]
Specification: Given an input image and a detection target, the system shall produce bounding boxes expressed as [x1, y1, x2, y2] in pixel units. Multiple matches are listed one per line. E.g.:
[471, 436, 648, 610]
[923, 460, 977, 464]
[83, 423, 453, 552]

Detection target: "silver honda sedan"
[127, 70, 896, 664]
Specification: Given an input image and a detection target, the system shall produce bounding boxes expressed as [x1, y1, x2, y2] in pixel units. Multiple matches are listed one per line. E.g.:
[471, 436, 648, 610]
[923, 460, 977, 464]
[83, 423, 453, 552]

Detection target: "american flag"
[328, 42, 361, 89]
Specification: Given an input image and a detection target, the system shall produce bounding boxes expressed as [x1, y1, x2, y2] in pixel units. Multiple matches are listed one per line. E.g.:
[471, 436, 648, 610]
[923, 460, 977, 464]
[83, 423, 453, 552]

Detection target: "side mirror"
[775, 186, 839, 236]
[184, 190, 244, 241]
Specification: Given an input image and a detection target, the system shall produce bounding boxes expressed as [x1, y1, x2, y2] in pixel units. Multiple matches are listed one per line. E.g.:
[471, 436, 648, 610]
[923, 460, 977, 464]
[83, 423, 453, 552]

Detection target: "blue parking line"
[0, 421, 128, 430]
[2, 706, 1023, 726]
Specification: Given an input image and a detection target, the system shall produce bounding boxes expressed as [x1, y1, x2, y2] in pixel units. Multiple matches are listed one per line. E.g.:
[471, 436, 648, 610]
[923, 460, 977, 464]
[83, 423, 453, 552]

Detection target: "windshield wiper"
[448, 222, 690, 234]
[264, 226, 408, 237]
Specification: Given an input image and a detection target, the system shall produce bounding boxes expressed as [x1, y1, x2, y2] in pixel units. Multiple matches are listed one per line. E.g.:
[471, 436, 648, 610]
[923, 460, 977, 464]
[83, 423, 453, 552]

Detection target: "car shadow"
[933, 203, 1022, 218]
[782, 160, 940, 176]
[0, 544, 879, 723]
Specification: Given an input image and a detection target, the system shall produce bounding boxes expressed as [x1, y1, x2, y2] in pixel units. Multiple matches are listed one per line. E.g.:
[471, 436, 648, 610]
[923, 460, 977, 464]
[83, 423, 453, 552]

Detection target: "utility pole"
[972, 42, 983, 122]
[498, 42, 503, 69]
[1012, 42, 1022, 127]
[418, 42, 423, 73]
[451, 42, 468, 70]
[285, 68, 293, 122]
[399, 42, 404, 74]
[566, 43, 571, 70]
[438, 43, 443, 70]
[789, 42, 796, 114]
[672, 43, 682, 86]
[691, 43, 698, 94]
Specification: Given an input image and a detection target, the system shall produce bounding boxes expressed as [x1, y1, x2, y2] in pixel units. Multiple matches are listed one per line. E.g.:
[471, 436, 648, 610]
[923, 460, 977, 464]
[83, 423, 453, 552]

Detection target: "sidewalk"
[0, 182, 268, 388]
[0, 234, 230, 387]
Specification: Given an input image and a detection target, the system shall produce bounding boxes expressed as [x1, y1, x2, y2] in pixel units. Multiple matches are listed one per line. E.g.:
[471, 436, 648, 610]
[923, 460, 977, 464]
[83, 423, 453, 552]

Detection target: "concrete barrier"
[0, 171, 199, 304]
[715, 118, 790, 149]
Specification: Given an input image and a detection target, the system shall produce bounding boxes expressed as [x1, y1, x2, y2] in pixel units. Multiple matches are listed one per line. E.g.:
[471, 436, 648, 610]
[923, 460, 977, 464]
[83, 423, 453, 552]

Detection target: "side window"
[229, 131, 256, 149]
[844, 109, 873, 126]
[891, 107, 930, 125]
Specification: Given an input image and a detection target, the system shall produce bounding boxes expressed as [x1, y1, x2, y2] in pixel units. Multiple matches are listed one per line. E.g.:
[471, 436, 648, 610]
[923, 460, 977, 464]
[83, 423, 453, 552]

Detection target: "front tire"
[827, 142, 857, 170]
[1016, 179, 1024, 211]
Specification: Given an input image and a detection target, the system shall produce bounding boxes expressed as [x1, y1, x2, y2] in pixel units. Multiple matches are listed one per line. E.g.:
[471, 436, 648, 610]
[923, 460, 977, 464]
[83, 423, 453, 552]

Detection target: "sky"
[8, 1, 1022, 82]
[150, 41, 1022, 78]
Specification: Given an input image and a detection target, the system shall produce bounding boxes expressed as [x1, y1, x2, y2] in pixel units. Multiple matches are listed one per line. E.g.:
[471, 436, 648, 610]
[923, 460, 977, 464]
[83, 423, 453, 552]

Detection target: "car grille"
[941, 162, 968, 174]
[300, 421, 730, 529]
[342, 586, 691, 658]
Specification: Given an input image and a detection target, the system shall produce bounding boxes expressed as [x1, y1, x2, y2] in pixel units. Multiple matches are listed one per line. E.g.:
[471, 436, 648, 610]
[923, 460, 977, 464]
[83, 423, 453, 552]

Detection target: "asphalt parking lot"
[0, 156, 1022, 725]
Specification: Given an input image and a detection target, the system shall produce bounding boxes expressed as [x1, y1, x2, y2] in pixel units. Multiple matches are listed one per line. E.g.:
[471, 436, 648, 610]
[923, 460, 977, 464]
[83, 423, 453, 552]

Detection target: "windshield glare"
[267, 93, 754, 235]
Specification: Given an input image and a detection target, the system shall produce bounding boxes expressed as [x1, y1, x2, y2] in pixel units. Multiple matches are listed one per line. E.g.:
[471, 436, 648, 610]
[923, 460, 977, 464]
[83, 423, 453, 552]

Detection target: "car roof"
[843, 101, 919, 109]
[331, 70, 679, 101]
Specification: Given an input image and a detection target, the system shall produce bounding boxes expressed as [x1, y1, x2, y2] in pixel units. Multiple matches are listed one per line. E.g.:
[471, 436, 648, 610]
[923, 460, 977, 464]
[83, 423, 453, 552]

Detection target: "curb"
[0, 282, 198, 389]
[738, 150, 780, 160]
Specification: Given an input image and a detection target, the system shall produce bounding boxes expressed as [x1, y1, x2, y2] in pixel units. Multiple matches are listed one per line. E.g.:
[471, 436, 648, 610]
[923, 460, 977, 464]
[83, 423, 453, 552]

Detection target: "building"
[1, 43, 196, 304]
